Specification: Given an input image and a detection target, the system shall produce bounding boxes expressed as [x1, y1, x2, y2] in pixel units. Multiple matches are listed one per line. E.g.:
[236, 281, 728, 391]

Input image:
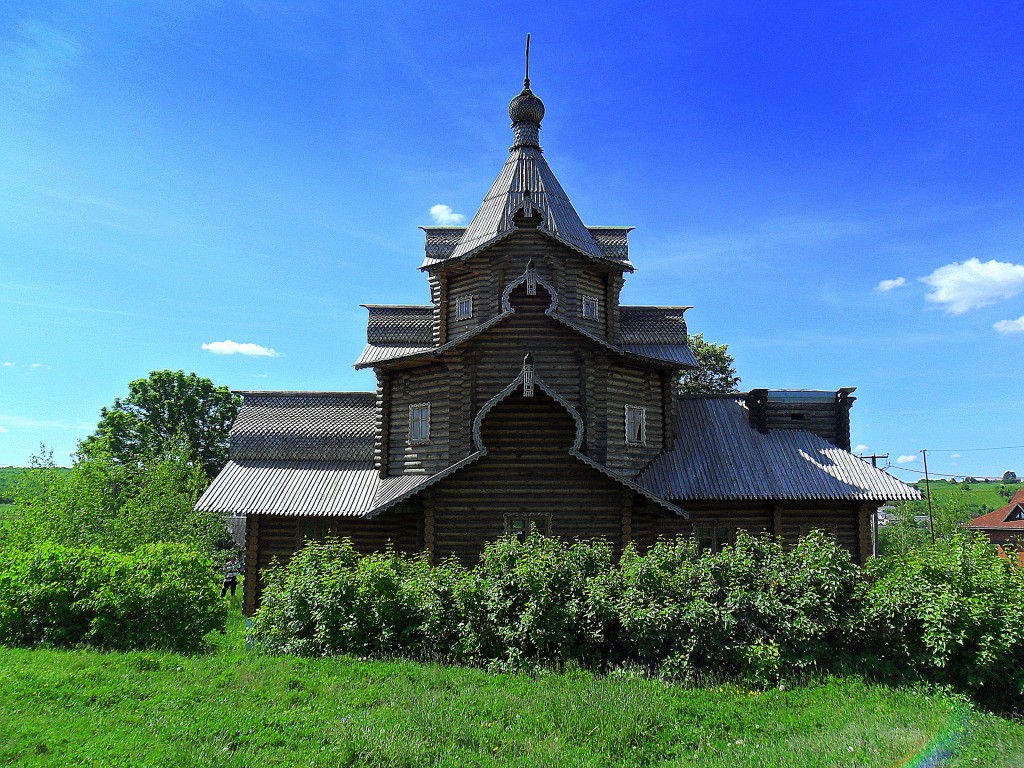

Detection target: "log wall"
[428, 389, 634, 564]
[387, 364, 451, 475]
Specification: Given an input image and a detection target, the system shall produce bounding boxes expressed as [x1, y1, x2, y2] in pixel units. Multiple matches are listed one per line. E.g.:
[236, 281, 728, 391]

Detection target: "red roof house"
[965, 490, 1024, 557]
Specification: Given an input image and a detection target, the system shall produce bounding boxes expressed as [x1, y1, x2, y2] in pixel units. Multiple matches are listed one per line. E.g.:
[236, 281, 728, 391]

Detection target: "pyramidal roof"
[447, 76, 605, 263]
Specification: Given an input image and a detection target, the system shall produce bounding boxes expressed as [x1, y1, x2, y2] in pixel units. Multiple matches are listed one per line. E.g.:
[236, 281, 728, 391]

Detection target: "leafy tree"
[1002, 470, 1019, 484]
[678, 333, 741, 395]
[80, 370, 242, 479]
[5, 440, 232, 557]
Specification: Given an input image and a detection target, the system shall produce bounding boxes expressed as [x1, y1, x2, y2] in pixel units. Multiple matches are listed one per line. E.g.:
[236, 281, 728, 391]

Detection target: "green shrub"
[863, 534, 1024, 710]
[249, 530, 1024, 711]
[0, 542, 226, 652]
[468, 536, 616, 666]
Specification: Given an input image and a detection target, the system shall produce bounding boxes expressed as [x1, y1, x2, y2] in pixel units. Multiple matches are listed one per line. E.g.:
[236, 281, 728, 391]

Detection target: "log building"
[196, 73, 918, 614]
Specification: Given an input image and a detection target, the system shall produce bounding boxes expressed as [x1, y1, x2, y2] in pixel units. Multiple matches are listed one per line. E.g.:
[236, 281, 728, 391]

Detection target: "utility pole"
[921, 449, 935, 544]
[859, 453, 889, 557]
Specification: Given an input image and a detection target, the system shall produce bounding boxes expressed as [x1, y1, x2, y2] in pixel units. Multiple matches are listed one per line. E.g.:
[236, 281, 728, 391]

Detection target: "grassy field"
[913, 479, 1024, 514]
[1, 600, 1023, 767]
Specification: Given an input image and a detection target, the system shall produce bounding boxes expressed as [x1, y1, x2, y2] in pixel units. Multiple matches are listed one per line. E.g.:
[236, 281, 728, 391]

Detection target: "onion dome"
[509, 79, 545, 148]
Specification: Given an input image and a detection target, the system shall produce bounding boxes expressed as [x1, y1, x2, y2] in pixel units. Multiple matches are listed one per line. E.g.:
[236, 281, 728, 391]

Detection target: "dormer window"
[455, 295, 474, 320]
[625, 405, 646, 446]
[409, 403, 430, 444]
[582, 295, 600, 321]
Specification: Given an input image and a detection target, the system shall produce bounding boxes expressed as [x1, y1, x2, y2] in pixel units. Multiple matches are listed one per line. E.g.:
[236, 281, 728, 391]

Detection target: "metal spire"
[524, 33, 531, 88]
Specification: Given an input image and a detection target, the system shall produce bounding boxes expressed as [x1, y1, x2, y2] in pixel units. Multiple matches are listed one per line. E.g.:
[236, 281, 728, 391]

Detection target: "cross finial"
[524, 33, 531, 88]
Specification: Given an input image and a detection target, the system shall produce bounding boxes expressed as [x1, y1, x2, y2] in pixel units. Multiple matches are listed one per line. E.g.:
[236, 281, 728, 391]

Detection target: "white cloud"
[921, 258, 1024, 315]
[0, 425, 7, 433]
[430, 204, 466, 226]
[994, 316, 1024, 335]
[201, 340, 279, 357]
[2, 362, 13, 367]
[29, 363, 41, 368]
[854, 444, 869, 454]
[876, 277, 906, 292]
[897, 455, 918, 464]
[251, 373, 268, 378]
[951, 454, 961, 460]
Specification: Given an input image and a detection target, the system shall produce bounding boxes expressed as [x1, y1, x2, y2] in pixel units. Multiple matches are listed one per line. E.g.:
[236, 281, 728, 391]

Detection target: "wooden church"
[197, 69, 917, 614]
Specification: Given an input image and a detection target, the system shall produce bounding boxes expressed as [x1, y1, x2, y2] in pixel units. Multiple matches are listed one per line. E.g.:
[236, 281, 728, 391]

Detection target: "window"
[694, 525, 733, 554]
[504, 514, 552, 541]
[624, 405, 646, 446]
[455, 295, 474, 320]
[301, 519, 333, 546]
[582, 295, 600, 321]
[409, 403, 430, 444]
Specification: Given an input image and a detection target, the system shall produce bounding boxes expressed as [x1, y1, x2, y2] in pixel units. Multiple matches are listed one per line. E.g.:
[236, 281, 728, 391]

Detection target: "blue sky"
[1, 1, 1022, 480]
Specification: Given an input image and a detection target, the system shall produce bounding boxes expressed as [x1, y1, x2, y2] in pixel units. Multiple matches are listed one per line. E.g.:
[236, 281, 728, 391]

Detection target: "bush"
[250, 530, 1024, 711]
[863, 534, 1024, 710]
[615, 531, 863, 684]
[469, 535, 616, 666]
[0, 542, 226, 652]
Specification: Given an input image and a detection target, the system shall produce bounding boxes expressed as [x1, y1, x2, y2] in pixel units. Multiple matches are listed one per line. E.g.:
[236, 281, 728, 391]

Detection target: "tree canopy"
[79, 370, 242, 479]
[678, 334, 741, 395]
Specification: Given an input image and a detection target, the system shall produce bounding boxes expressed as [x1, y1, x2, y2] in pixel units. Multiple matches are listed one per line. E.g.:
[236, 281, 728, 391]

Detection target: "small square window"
[582, 295, 600, 321]
[455, 295, 473, 320]
[624, 405, 646, 446]
[694, 525, 733, 554]
[409, 403, 430, 444]
[504, 514, 552, 541]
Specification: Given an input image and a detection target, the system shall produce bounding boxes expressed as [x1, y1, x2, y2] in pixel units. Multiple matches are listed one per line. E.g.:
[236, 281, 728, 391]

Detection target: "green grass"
[2, 600, 1024, 767]
[914, 479, 1024, 515]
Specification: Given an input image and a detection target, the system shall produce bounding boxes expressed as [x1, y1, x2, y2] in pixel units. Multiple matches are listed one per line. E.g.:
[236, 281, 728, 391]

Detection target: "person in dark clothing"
[221, 558, 239, 598]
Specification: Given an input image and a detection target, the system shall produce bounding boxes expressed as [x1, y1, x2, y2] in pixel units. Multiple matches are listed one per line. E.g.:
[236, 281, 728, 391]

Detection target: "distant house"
[196, 71, 919, 615]
[965, 489, 1024, 556]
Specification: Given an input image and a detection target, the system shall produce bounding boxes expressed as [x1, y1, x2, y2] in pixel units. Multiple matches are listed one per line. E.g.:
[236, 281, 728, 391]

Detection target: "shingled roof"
[420, 225, 633, 269]
[638, 395, 919, 502]
[355, 305, 434, 368]
[965, 489, 1024, 530]
[195, 391, 382, 517]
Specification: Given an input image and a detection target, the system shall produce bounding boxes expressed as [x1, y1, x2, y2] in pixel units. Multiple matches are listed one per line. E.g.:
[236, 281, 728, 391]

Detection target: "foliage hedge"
[0, 542, 226, 652]
[252, 532, 1024, 711]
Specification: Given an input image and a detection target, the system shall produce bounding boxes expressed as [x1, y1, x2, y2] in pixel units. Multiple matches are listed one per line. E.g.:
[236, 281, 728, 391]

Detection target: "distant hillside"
[0, 466, 70, 505]
[912, 478, 1024, 516]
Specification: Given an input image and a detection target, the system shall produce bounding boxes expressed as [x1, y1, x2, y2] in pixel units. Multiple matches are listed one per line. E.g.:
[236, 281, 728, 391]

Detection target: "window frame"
[409, 402, 431, 444]
[504, 513, 552, 540]
[624, 404, 647, 446]
[693, 525, 734, 554]
[581, 295, 601, 321]
[454, 294, 474, 321]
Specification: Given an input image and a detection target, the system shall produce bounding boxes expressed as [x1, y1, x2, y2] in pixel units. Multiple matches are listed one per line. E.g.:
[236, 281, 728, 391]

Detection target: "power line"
[886, 465, 1008, 480]
[921, 445, 1024, 453]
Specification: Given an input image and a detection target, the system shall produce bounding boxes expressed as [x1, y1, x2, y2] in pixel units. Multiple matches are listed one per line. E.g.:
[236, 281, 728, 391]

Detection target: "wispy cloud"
[0, 425, 8, 433]
[921, 258, 1024, 315]
[951, 454, 961, 460]
[0, 297, 137, 317]
[251, 373, 269, 378]
[2, 362, 13, 367]
[876, 277, 906, 292]
[0, 19, 83, 103]
[652, 215, 871, 264]
[897, 455, 918, 464]
[994, 316, 1024, 335]
[429, 204, 466, 226]
[0, 414, 91, 431]
[29, 363, 41, 368]
[202, 340, 280, 357]
[854, 444, 869, 454]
